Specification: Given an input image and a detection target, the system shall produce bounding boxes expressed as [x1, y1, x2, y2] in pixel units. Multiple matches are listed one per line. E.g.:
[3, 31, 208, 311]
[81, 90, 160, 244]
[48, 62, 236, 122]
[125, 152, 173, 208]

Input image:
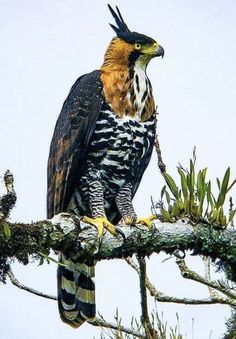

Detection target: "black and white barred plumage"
[69, 106, 156, 223]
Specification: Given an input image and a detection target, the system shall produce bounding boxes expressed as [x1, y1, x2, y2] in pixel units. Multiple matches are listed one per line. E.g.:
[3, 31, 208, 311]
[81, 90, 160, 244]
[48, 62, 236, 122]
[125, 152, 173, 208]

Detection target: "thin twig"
[90, 317, 145, 338]
[137, 255, 157, 338]
[203, 256, 220, 299]
[7, 266, 57, 300]
[126, 257, 231, 305]
[154, 135, 166, 173]
[176, 258, 236, 304]
[7, 266, 145, 337]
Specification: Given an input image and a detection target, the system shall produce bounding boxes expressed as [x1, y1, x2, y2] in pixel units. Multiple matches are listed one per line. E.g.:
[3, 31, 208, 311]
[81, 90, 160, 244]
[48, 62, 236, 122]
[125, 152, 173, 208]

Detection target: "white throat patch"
[132, 64, 151, 121]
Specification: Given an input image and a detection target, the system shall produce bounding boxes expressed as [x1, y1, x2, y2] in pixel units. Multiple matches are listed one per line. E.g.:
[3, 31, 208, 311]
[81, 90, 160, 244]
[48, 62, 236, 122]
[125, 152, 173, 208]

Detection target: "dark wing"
[47, 70, 103, 218]
[131, 121, 156, 199]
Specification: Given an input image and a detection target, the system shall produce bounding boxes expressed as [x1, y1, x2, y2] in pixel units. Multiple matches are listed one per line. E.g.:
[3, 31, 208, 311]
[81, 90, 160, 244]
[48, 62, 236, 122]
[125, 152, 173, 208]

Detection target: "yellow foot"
[124, 216, 137, 225]
[82, 216, 117, 236]
[137, 214, 157, 228]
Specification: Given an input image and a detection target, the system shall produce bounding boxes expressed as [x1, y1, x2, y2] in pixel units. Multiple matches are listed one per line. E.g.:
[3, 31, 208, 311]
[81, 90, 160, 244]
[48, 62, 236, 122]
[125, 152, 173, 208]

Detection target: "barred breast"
[70, 104, 155, 218]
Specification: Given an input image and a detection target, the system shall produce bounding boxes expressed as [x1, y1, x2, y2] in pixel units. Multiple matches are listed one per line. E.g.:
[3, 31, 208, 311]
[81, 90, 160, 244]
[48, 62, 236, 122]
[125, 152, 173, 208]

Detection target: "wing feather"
[47, 70, 104, 218]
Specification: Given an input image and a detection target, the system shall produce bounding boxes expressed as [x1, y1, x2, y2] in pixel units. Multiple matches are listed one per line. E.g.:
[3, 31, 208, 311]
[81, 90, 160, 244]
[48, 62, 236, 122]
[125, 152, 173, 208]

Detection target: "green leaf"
[170, 203, 180, 218]
[170, 203, 181, 218]
[161, 185, 166, 199]
[162, 209, 171, 221]
[186, 173, 191, 194]
[216, 167, 230, 208]
[184, 197, 190, 214]
[197, 170, 206, 202]
[38, 252, 67, 267]
[164, 172, 179, 199]
[165, 191, 171, 205]
[197, 204, 203, 219]
[202, 167, 207, 181]
[3, 223, 11, 239]
[178, 168, 188, 200]
[218, 206, 224, 224]
[227, 179, 236, 193]
[210, 208, 218, 223]
[197, 171, 203, 195]
[197, 185, 206, 216]
[222, 215, 227, 227]
[177, 198, 184, 210]
[216, 178, 221, 190]
[190, 159, 195, 192]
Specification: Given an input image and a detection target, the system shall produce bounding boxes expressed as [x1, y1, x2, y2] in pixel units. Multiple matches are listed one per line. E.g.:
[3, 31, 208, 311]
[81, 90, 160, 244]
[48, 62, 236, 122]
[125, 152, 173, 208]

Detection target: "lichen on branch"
[1, 215, 236, 283]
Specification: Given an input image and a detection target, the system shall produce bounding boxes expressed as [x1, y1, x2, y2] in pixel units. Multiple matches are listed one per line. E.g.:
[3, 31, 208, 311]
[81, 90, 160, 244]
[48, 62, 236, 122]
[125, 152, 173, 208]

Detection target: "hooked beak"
[155, 45, 164, 58]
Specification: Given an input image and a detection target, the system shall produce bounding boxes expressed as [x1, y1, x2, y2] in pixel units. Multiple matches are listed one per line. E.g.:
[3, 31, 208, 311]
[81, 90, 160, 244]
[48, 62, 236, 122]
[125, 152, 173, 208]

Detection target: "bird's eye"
[134, 43, 141, 50]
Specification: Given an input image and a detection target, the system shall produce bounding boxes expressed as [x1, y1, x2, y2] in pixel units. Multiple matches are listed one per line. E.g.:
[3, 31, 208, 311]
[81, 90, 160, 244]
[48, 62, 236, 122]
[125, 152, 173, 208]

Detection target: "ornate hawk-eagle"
[47, 4, 164, 328]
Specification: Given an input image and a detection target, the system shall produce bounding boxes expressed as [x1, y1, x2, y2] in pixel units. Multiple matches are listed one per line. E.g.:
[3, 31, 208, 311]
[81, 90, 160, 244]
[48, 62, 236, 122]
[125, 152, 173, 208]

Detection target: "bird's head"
[102, 5, 164, 69]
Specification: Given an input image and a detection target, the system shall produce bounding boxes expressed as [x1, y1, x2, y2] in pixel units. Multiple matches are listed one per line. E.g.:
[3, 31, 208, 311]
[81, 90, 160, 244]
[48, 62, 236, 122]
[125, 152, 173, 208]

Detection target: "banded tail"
[57, 253, 96, 328]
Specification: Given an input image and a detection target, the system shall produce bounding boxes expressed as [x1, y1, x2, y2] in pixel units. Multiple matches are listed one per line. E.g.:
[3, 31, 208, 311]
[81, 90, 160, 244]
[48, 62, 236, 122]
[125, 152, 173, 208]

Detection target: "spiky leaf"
[163, 173, 179, 199]
[216, 167, 230, 208]
[161, 185, 166, 199]
[162, 209, 171, 221]
[178, 168, 188, 200]
[38, 252, 67, 267]
[165, 191, 171, 205]
[202, 167, 207, 181]
[190, 159, 195, 192]
[227, 179, 236, 193]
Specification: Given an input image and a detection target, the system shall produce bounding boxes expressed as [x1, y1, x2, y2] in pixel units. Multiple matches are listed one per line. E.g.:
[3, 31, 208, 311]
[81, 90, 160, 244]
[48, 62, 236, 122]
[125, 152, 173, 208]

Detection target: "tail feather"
[57, 253, 96, 328]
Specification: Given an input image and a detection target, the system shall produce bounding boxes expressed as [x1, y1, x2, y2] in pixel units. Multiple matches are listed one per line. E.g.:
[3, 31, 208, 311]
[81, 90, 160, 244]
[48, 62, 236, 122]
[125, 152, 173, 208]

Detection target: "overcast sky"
[0, 0, 236, 338]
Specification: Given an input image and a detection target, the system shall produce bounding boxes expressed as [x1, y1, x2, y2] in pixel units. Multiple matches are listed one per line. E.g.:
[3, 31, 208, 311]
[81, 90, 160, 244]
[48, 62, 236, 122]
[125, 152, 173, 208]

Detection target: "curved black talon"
[116, 227, 126, 241]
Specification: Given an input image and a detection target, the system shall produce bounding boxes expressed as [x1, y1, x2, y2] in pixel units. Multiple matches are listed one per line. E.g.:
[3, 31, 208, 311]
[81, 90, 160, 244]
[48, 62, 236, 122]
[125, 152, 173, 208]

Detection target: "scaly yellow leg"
[82, 216, 118, 236]
[137, 214, 157, 228]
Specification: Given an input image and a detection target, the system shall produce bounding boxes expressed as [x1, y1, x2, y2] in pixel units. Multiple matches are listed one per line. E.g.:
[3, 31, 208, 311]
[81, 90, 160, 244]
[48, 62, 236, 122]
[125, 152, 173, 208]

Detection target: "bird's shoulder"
[57, 70, 103, 131]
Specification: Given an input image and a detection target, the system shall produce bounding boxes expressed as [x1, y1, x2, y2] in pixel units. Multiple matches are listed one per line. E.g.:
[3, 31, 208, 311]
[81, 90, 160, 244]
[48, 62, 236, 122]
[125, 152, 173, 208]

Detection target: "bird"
[47, 4, 164, 328]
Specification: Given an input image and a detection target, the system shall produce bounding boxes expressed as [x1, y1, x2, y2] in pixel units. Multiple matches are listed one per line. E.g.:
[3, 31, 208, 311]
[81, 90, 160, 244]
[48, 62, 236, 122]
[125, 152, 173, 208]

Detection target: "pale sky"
[0, 0, 236, 338]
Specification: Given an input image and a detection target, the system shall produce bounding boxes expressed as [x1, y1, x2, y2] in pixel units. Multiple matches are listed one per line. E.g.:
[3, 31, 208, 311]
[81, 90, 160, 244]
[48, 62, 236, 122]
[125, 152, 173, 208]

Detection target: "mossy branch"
[1, 215, 236, 282]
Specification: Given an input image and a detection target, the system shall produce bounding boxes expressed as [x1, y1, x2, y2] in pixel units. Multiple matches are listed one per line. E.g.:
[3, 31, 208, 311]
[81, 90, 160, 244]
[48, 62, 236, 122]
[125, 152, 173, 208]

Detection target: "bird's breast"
[100, 67, 155, 121]
[87, 108, 155, 183]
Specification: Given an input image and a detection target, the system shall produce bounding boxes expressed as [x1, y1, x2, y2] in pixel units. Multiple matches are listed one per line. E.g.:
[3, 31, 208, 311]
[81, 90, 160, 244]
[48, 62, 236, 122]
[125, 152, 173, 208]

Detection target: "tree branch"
[6, 266, 145, 338]
[1, 216, 236, 282]
[154, 134, 166, 173]
[202, 256, 220, 299]
[176, 258, 236, 304]
[125, 257, 232, 305]
[90, 317, 145, 338]
[7, 266, 57, 300]
[137, 255, 156, 338]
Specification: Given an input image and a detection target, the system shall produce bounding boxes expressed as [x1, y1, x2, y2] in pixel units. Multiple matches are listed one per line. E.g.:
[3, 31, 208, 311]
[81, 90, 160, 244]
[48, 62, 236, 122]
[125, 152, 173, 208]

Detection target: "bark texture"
[0, 215, 235, 282]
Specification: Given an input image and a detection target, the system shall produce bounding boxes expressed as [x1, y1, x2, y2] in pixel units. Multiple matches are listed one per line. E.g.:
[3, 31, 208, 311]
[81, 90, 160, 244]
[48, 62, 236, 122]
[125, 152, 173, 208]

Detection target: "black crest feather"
[107, 4, 155, 45]
[107, 4, 130, 34]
